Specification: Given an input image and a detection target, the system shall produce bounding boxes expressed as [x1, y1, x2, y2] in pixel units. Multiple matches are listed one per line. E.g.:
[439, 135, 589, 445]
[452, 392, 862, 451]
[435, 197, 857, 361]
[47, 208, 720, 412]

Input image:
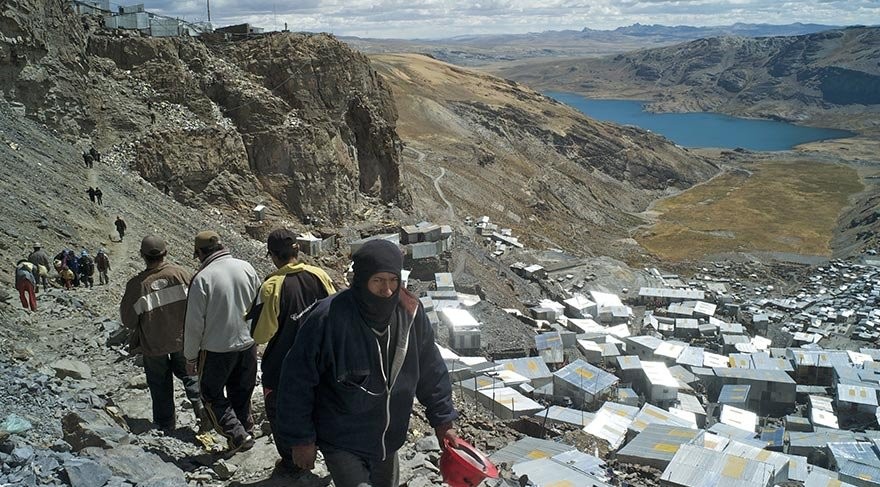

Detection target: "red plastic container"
[439, 437, 500, 487]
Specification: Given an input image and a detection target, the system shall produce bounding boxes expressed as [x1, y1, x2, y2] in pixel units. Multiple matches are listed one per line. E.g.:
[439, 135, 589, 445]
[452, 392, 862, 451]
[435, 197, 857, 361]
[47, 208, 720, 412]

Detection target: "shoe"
[156, 420, 176, 433]
[229, 434, 254, 453]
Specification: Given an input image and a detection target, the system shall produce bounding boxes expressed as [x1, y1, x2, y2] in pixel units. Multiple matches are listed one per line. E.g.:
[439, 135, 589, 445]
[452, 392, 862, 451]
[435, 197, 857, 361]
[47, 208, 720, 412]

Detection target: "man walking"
[28, 243, 51, 292]
[115, 216, 127, 241]
[14, 260, 37, 312]
[87, 187, 96, 203]
[276, 240, 458, 487]
[94, 187, 103, 205]
[249, 229, 336, 472]
[185, 231, 261, 452]
[120, 236, 205, 432]
[95, 249, 110, 285]
[78, 250, 95, 289]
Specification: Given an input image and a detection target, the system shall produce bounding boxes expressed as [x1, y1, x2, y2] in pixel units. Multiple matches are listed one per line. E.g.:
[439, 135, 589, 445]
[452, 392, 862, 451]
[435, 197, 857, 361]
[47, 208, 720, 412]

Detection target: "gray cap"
[140, 235, 167, 257]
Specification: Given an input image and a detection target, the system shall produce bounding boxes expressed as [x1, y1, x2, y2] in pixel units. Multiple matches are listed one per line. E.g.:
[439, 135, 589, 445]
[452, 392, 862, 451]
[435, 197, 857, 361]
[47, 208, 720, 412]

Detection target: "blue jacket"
[276, 287, 457, 461]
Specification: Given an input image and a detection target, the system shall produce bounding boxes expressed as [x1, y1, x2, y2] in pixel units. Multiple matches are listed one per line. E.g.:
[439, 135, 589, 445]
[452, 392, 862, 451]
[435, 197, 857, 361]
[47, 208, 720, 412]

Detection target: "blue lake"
[547, 92, 853, 151]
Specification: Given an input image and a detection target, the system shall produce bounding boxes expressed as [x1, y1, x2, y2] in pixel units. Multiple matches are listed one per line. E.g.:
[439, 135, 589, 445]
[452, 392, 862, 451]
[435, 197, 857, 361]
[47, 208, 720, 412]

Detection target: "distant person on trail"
[275, 239, 458, 487]
[121, 236, 206, 433]
[78, 250, 95, 289]
[184, 230, 261, 452]
[87, 187, 96, 203]
[94, 187, 103, 205]
[246, 228, 336, 473]
[89, 147, 100, 164]
[115, 216, 127, 241]
[95, 249, 110, 285]
[28, 243, 51, 292]
[83, 152, 93, 169]
[14, 260, 37, 312]
[59, 265, 74, 290]
[66, 250, 81, 287]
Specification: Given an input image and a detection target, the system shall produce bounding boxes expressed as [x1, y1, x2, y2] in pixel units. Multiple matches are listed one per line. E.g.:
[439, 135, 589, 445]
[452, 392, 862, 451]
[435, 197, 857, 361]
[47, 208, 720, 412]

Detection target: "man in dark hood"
[276, 239, 458, 487]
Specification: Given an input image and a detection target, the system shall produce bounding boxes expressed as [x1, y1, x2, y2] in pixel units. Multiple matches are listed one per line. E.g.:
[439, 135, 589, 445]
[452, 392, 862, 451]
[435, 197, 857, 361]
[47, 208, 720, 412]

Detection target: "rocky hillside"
[371, 53, 717, 256]
[2, 0, 404, 226]
[492, 26, 880, 133]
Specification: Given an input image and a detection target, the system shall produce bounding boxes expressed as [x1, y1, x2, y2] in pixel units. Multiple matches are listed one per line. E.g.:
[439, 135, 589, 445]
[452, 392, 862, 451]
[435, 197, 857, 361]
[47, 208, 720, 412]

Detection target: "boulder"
[82, 444, 187, 486]
[50, 359, 92, 380]
[62, 410, 130, 451]
[62, 458, 113, 487]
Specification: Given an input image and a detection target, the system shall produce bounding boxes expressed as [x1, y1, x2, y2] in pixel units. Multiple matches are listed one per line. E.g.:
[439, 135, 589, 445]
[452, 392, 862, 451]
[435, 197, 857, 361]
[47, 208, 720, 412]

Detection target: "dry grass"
[638, 160, 863, 261]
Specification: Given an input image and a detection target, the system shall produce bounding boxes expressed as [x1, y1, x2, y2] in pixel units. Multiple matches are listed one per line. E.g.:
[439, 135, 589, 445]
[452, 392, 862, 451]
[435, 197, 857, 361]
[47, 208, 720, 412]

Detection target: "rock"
[127, 374, 148, 389]
[106, 326, 130, 347]
[10, 444, 35, 465]
[415, 435, 441, 452]
[50, 439, 72, 452]
[212, 459, 238, 480]
[62, 410, 130, 451]
[62, 458, 113, 487]
[82, 444, 187, 486]
[50, 359, 92, 380]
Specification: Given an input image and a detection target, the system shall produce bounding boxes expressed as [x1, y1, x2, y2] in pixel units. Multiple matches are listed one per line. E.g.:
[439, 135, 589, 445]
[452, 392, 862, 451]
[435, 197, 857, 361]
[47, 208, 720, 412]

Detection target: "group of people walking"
[13, 243, 111, 311]
[120, 230, 458, 487]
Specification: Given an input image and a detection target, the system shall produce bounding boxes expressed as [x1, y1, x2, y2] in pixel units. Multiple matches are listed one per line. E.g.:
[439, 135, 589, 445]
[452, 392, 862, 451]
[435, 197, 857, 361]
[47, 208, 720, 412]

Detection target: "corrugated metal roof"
[438, 308, 480, 330]
[669, 365, 697, 384]
[729, 353, 753, 369]
[551, 450, 608, 481]
[714, 367, 797, 384]
[677, 393, 706, 416]
[827, 442, 880, 468]
[677, 346, 704, 368]
[617, 423, 700, 469]
[457, 374, 504, 391]
[476, 387, 543, 418]
[837, 384, 879, 407]
[786, 454, 809, 482]
[660, 444, 774, 487]
[804, 470, 854, 487]
[720, 405, 757, 433]
[494, 357, 552, 383]
[554, 359, 619, 395]
[629, 403, 693, 434]
[627, 335, 664, 351]
[838, 458, 880, 486]
[489, 437, 576, 466]
[642, 361, 679, 388]
[584, 402, 639, 449]
[722, 440, 790, 484]
[705, 352, 730, 368]
[616, 355, 642, 371]
[719, 384, 751, 405]
[512, 457, 610, 487]
[638, 287, 705, 300]
[537, 406, 595, 427]
[708, 423, 759, 443]
[656, 341, 687, 360]
[789, 429, 857, 449]
[761, 426, 785, 448]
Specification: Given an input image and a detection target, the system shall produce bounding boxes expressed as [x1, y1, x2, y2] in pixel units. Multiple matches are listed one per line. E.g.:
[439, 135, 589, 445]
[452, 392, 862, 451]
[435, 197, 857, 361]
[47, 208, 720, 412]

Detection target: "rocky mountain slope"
[344, 22, 838, 67]
[2, 0, 405, 226]
[492, 26, 880, 133]
[371, 53, 718, 256]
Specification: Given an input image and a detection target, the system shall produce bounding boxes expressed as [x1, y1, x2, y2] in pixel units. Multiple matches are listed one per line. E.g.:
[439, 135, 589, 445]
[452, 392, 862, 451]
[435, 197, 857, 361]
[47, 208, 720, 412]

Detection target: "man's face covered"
[351, 240, 403, 329]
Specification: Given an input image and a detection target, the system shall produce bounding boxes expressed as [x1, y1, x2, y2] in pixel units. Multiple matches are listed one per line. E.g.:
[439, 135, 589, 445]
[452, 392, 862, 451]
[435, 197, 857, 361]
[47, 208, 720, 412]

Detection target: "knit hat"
[140, 235, 167, 257]
[351, 239, 403, 327]
[80, 250, 89, 257]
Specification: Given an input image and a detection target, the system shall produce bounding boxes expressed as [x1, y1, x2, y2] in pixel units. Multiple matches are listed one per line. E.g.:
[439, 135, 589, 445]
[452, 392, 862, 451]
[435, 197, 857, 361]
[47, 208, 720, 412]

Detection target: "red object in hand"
[439, 436, 499, 487]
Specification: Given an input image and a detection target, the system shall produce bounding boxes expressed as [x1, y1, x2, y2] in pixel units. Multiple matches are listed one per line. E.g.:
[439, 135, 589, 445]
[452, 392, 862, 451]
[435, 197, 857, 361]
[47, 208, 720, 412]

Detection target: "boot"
[193, 402, 213, 433]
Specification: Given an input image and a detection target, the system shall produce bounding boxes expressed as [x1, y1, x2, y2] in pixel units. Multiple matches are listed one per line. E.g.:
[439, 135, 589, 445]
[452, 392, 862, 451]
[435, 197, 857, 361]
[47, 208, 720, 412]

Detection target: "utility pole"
[206, 0, 211, 22]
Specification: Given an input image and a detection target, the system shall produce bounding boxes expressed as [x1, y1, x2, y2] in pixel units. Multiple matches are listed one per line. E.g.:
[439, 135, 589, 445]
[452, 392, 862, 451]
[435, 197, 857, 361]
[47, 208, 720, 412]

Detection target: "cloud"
[136, 0, 880, 37]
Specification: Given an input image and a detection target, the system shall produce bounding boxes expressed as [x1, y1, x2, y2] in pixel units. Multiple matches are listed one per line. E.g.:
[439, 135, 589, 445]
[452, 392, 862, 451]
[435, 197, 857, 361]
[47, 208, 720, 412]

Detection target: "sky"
[135, 0, 880, 39]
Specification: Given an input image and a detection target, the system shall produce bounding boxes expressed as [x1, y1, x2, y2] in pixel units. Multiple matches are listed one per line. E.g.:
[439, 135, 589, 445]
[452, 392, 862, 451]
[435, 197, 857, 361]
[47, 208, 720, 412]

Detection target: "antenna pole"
[206, 0, 211, 22]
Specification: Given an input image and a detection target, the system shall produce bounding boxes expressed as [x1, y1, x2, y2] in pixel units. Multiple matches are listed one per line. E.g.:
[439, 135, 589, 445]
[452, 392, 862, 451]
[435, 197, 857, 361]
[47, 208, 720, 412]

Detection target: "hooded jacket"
[275, 287, 457, 461]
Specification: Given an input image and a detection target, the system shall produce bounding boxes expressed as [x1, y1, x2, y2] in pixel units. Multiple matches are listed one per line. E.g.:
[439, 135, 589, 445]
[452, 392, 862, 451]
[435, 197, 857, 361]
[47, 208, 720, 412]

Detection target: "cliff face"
[1, 0, 403, 222]
[493, 27, 880, 132]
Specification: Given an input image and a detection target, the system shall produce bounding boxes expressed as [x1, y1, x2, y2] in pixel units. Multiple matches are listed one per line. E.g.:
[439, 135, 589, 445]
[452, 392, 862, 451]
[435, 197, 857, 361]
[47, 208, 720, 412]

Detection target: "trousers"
[199, 345, 257, 445]
[322, 446, 399, 487]
[143, 351, 201, 427]
[16, 281, 36, 311]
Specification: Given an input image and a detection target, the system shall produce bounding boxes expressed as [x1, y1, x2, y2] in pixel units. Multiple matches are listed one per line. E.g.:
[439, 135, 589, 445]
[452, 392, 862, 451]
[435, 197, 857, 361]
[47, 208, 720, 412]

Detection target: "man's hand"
[292, 443, 317, 470]
[435, 422, 458, 451]
[186, 359, 198, 377]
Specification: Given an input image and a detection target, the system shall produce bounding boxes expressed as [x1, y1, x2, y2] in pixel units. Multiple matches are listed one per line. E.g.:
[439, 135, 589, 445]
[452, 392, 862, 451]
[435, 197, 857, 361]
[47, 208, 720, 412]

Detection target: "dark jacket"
[120, 261, 193, 356]
[250, 263, 335, 390]
[276, 288, 456, 461]
[28, 250, 51, 273]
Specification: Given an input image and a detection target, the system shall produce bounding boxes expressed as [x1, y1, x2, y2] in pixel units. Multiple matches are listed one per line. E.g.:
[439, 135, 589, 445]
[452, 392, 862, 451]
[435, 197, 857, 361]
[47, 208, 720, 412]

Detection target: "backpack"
[80, 256, 95, 275]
